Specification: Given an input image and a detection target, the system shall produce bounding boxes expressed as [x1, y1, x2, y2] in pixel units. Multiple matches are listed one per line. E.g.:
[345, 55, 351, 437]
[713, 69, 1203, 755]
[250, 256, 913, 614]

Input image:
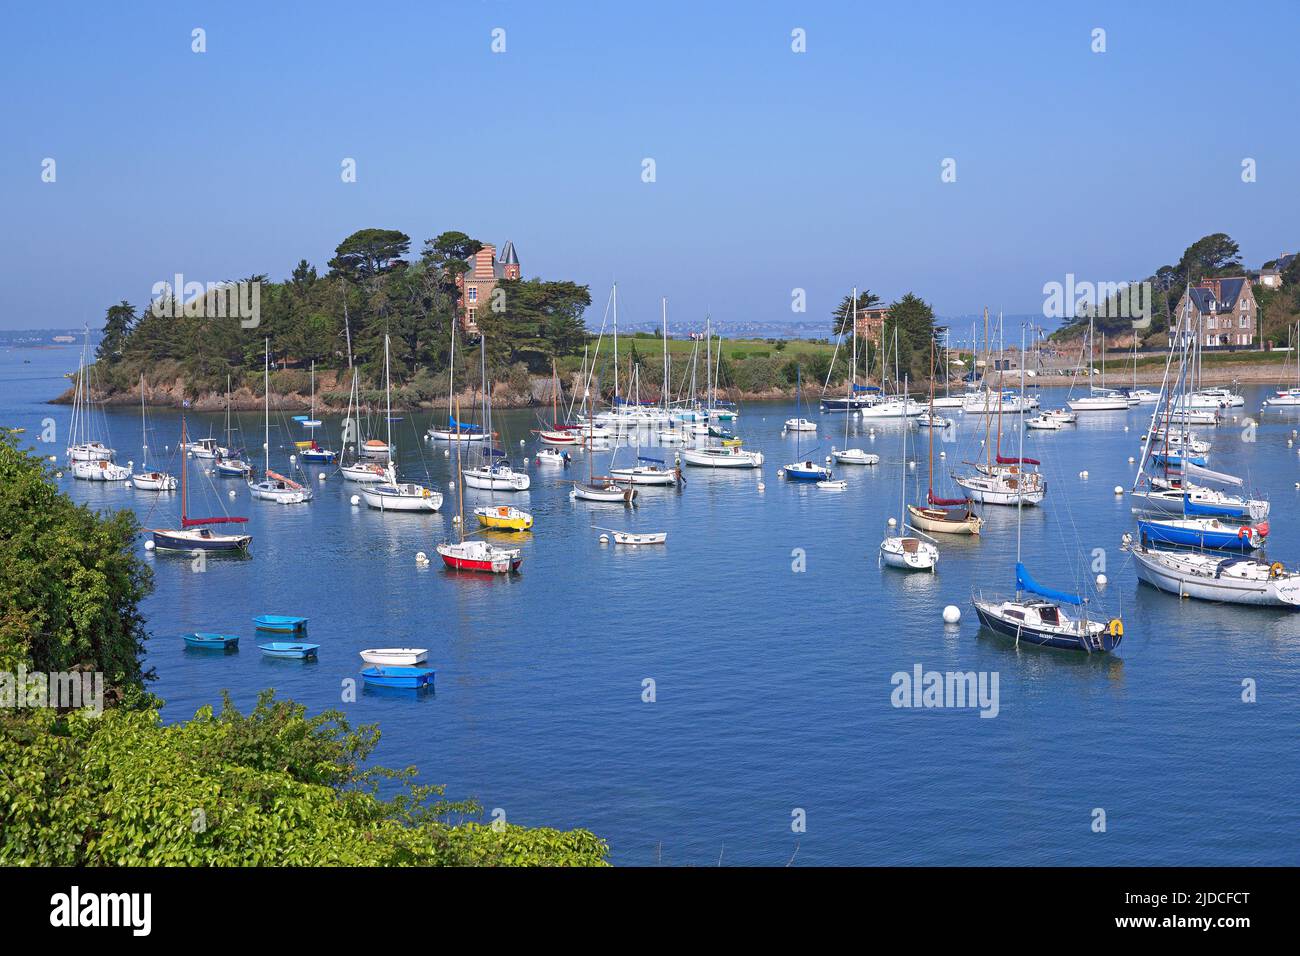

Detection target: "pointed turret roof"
[500, 240, 519, 266]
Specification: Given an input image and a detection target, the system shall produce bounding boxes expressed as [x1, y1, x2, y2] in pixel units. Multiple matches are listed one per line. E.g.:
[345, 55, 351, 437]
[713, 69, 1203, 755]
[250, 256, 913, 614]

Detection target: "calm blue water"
[5, 345, 1299, 866]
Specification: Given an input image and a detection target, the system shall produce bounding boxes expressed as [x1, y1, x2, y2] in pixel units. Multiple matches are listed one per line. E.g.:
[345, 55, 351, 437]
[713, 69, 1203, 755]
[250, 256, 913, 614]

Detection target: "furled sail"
[1015, 562, 1082, 606]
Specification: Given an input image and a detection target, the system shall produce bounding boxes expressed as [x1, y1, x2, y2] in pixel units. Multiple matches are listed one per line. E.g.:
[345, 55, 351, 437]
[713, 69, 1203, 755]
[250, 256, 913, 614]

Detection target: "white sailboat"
[462, 338, 529, 491]
[879, 406, 938, 572]
[67, 334, 130, 480]
[214, 375, 253, 477]
[247, 339, 313, 504]
[955, 340, 1046, 506]
[428, 318, 488, 442]
[360, 336, 442, 512]
[131, 374, 177, 490]
[1068, 323, 1130, 411]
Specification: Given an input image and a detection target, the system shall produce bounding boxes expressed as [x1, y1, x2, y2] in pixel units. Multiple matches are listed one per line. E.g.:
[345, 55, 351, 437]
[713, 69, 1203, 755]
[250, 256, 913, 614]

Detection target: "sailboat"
[361, 336, 443, 512]
[247, 339, 314, 503]
[783, 365, 831, 482]
[68, 333, 130, 480]
[427, 319, 487, 442]
[130, 374, 177, 490]
[973, 334, 1122, 653]
[1067, 318, 1129, 411]
[298, 362, 337, 463]
[930, 330, 965, 409]
[462, 338, 530, 491]
[880, 396, 938, 572]
[908, 344, 981, 534]
[1264, 321, 1300, 407]
[146, 417, 251, 553]
[436, 400, 523, 573]
[954, 346, 1046, 506]
[214, 375, 253, 477]
[1122, 534, 1300, 606]
[570, 425, 639, 504]
[535, 360, 579, 445]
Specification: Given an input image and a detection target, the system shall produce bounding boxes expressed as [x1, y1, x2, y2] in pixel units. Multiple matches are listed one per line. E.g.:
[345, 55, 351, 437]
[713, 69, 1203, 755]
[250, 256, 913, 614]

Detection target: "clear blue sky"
[1, 0, 1297, 332]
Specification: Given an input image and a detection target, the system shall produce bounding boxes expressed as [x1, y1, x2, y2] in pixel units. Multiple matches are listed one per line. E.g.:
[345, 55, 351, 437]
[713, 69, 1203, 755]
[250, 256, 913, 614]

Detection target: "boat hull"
[360, 648, 429, 665]
[361, 485, 442, 511]
[1137, 519, 1260, 551]
[1130, 549, 1300, 606]
[907, 505, 982, 535]
[151, 528, 251, 552]
[132, 472, 177, 491]
[973, 603, 1118, 652]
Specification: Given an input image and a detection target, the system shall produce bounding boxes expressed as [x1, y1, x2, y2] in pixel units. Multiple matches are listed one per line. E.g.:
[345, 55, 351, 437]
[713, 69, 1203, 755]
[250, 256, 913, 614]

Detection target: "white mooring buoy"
[942, 605, 961, 624]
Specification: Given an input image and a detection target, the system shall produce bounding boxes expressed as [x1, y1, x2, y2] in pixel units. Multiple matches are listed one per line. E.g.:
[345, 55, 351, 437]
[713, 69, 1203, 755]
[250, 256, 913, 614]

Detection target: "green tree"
[882, 292, 936, 382]
[0, 432, 151, 683]
[831, 289, 882, 336]
[1178, 233, 1241, 283]
[328, 229, 412, 283]
[96, 302, 136, 364]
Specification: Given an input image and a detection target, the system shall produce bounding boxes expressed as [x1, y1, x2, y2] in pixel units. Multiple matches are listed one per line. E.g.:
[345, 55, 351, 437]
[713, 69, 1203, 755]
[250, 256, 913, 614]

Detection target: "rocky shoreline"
[47, 361, 1288, 411]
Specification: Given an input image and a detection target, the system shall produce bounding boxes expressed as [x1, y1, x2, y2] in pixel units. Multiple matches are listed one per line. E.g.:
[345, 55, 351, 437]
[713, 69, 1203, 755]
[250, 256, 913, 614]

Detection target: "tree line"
[93, 229, 592, 397]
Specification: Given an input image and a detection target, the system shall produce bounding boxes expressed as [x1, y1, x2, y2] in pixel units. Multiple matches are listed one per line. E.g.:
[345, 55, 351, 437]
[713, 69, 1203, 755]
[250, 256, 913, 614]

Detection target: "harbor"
[7, 338, 1300, 866]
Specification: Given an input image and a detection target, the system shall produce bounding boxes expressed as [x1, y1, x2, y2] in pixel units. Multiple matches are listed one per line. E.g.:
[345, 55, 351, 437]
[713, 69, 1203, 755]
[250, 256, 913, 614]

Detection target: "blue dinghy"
[253, 614, 308, 633]
[258, 642, 319, 660]
[183, 632, 239, 650]
[361, 666, 436, 689]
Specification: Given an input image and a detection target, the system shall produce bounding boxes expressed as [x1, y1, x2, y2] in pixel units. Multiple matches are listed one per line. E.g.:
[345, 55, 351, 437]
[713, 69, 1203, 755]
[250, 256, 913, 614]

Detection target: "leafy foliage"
[831, 289, 882, 336]
[0, 432, 150, 685]
[0, 693, 609, 866]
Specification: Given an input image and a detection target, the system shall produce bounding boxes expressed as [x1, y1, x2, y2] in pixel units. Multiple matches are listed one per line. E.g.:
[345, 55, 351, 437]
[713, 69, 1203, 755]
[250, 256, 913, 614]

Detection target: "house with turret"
[455, 241, 520, 335]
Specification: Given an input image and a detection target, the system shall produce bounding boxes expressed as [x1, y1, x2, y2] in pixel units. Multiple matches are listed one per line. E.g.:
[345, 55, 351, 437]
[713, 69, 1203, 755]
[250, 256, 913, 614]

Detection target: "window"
[1005, 610, 1025, 621]
[467, 287, 478, 303]
[1240, 315, 1248, 328]
[468, 307, 476, 323]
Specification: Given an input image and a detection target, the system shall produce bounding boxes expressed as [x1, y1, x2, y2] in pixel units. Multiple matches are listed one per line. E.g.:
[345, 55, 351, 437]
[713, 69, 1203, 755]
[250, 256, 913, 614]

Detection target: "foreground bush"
[0, 692, 609, 866]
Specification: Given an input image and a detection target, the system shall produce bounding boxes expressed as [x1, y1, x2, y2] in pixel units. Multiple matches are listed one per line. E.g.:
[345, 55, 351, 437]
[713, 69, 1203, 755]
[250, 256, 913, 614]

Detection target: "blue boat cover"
[446, 417, 483, 433]
[637, 456, 665, 464]
[1015, 562, 1082, 606]
[486, 447, 506, 458]
[853, 384, 880, 392]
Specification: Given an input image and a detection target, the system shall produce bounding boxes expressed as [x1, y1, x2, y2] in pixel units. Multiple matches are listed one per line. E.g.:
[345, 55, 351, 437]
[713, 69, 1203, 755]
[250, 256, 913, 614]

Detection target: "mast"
[181, 416, 188, 524]
[705, 316, 712, 411]
[139, 373, 146, 469]
[846, 289, 857, 446]
[661, 297, 669, 412]
[612, 282, 620, 406]
[383, 335, 393, 476]
[1016, 327, 1025, 576]
[263, 338, 270, 474]
[927, 338, 935, 500]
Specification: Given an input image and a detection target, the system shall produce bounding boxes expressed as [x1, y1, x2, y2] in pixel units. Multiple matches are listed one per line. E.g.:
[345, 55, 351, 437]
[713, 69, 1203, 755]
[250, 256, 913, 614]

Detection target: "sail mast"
[263, 338, 270, 473]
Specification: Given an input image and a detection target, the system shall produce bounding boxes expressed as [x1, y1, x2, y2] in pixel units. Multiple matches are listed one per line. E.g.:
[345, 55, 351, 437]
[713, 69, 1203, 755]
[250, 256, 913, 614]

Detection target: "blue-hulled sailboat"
[783, 365, 831, 482]
[146, 417, 252, 553]
[972, 326, 1122, 654]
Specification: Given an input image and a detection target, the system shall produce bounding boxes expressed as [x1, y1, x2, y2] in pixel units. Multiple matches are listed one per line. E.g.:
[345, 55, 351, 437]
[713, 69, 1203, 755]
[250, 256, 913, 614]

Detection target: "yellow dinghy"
[475, 505, 534, 531]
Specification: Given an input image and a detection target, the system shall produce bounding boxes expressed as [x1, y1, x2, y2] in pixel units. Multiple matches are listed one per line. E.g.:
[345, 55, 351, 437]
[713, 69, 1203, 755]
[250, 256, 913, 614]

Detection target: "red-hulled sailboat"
[435, 400, 522, 574]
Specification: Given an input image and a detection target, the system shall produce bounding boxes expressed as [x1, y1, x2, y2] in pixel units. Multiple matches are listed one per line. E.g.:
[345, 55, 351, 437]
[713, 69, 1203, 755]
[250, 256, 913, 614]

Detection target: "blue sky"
[1, 0, 1297, 332]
